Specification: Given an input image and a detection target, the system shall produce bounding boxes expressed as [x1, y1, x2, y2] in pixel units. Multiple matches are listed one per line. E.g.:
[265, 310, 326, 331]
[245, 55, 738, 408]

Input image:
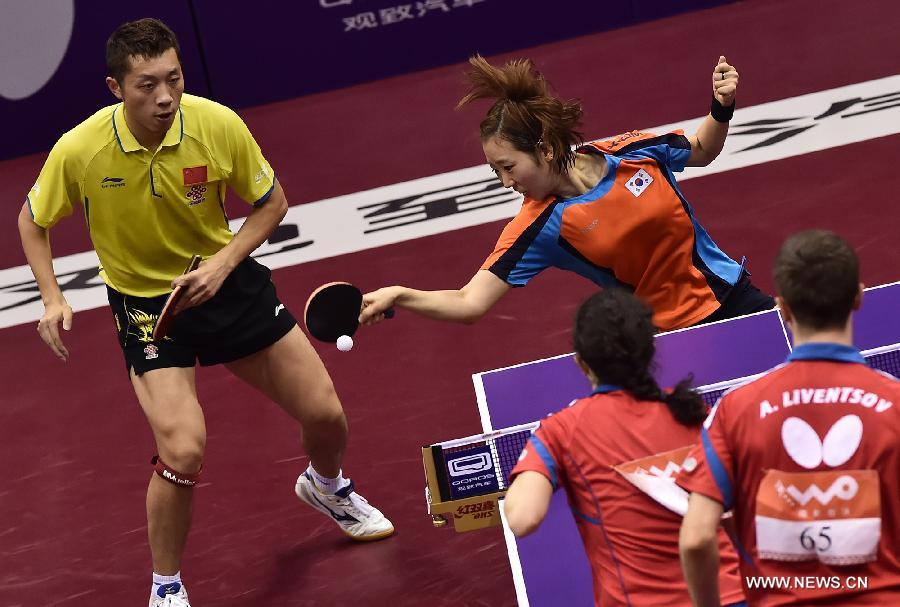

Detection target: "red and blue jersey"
[481, 131, 743, 331]
[511, 385, 744, 606]
[678, 343, 900, 605]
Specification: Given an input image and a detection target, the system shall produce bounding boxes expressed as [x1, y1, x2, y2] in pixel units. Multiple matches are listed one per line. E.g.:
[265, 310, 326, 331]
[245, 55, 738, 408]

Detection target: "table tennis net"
[435, 343, 899, 494]
[697, 343, 900, 406]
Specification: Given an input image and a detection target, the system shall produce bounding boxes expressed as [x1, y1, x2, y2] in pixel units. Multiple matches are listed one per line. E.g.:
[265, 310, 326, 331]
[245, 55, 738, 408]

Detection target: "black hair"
[573, 289, 707, 426]
[106, 18, 181, 83]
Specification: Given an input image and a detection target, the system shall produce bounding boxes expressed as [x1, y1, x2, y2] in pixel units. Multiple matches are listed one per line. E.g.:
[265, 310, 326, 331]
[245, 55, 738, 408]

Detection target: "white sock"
[151, 571, 183, 598]
[307, 465, 349, 494]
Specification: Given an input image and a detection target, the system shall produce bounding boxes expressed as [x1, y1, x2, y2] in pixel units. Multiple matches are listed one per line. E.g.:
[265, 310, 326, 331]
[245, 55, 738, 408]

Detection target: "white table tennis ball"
[336, 334, 354, 352]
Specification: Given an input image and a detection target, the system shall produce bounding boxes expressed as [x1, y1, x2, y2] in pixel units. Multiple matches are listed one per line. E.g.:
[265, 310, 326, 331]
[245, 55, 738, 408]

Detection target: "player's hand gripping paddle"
[152, 255, 203, 342]
[304, 282, 393, 343]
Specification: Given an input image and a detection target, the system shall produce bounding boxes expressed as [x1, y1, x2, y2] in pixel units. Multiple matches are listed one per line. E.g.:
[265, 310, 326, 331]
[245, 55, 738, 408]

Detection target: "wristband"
[710, 96, 735, 122]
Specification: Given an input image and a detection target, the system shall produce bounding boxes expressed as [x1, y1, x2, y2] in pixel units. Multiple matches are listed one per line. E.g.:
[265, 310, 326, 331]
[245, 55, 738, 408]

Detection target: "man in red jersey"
[679, 230, 900, 606]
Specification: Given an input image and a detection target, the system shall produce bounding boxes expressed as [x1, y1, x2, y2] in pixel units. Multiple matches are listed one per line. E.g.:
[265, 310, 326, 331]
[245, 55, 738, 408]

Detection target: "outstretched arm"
[687, 55, 738, 167]
[360, 269, 511, 325]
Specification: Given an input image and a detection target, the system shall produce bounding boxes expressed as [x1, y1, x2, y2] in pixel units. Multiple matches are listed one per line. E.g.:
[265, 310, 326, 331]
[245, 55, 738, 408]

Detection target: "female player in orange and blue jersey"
[360, 55, 773, 332]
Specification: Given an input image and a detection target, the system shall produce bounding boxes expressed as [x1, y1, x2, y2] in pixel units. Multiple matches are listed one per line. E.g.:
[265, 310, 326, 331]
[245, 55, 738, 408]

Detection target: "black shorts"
[695, 271, 776, 326]
[107, 257, 297, 376]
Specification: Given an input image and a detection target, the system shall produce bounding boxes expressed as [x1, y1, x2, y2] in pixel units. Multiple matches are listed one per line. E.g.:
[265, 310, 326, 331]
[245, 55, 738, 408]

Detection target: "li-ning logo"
[186, 184, 207, 206]
[101, 176, 125, 189]
[447, 453, 492, 477]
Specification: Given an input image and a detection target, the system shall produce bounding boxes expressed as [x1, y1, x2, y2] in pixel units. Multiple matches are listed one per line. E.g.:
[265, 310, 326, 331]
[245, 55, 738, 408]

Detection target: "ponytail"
[457, 54, 583, 174]
[574, 289, 707, 428]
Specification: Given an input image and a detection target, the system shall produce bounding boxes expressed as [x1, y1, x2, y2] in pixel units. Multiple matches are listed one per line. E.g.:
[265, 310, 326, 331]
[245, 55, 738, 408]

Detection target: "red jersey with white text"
[678, 342, 900, 605]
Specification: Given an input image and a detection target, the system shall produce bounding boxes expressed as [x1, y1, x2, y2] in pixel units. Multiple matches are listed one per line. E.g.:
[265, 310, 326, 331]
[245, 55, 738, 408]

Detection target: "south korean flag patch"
[625, 169, 653, 198]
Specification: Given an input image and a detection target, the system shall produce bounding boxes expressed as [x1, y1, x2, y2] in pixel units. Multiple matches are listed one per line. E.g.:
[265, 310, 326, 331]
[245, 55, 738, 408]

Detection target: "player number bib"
[755, 469, 880, 565]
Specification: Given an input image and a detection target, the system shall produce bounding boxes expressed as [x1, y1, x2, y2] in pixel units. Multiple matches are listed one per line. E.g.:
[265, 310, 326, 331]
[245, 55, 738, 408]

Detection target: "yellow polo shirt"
[26, 93, 276, 296]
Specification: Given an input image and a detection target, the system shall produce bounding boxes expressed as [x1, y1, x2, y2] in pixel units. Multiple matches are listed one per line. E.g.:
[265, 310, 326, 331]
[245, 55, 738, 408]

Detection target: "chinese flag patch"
[182, 166, 208, 185]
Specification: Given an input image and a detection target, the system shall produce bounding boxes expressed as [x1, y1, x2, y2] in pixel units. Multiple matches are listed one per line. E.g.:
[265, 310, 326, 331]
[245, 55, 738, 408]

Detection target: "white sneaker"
[295, 471, 395, 541]
[149, 582, 190, 606]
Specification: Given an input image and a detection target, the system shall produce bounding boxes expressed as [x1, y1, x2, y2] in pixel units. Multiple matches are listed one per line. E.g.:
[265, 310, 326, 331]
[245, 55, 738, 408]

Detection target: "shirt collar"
[160, 108, 185, 148]
[787, 342, 866, 364]
[112, 105, 184, 153]
[591, 383, 623, 395]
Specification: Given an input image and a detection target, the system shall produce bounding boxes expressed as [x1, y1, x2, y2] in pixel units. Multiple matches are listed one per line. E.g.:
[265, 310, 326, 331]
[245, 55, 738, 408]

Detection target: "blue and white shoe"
[149, 582, 190, 606]
[295, 472, 394, 541]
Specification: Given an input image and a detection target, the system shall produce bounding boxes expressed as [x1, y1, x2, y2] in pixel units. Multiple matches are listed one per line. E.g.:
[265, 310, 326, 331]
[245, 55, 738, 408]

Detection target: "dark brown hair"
[457, 55, 583, 174]
[773, 230, 860, 330]
[106, 18, 181, 83]
[573, 289, 707, 426]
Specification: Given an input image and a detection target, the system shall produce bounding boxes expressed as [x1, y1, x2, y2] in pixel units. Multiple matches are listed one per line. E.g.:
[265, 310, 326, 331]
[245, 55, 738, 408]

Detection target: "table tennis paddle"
[152, 255, 203, 342]
[304, 282, 393, 343]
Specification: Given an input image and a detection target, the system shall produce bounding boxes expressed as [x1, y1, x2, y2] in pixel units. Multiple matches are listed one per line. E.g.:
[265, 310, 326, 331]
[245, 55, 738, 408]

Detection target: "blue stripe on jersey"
[529, 160, 624, 288]
[655, 164, 742, 290]
[112, 108, 125, 153]
[528, 436, 559, 490]
[253, 177, 276, 207]
[616, 134, 692, 173]
[571, 507, 601, 525]
[701, 427, 734, 510]
[488, 200, 560, 285]
[555, 237, 623, 289]
[787, 342, 866, 364]
[591, 384, 624, 395]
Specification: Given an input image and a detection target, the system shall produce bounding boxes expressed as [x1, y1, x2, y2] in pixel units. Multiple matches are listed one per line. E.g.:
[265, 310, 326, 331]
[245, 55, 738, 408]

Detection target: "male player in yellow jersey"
[17, 18, 393, 607]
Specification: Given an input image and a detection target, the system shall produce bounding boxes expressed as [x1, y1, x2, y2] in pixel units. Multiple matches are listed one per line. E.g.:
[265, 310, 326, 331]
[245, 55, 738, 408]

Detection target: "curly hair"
[573, 289, 707, 426]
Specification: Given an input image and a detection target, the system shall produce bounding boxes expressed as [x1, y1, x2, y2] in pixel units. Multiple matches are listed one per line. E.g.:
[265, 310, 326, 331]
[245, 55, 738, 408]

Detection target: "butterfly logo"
[781, 415, 863, 470]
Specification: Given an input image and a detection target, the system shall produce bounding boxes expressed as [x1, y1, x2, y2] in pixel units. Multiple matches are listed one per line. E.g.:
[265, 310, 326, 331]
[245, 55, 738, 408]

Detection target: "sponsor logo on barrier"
[446, 445, 500, 499]
[454, 500, 495, 519]
[448, 452, 491, 476]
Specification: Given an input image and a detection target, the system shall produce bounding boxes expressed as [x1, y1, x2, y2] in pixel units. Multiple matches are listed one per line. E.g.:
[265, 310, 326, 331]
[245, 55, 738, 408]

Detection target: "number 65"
[800, 526, 833, 552]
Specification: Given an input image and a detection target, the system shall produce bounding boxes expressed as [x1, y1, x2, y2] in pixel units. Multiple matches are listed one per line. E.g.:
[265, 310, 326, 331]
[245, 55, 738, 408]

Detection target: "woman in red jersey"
[360, 54, 772, 332]
[504, 288, 746, 606]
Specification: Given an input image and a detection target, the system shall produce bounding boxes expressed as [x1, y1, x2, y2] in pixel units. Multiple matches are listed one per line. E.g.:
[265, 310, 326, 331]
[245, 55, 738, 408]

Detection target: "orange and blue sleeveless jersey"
[510, 386, 745, 606]
[677, 343, 900, 605]
[480, 131, 743, 331]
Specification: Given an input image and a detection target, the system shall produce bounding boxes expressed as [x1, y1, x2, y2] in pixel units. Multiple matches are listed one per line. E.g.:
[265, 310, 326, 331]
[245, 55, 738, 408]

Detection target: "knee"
[153, 414, 206, 474]
[161, 439, 205, 474]
[303, 382, 347, 429]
